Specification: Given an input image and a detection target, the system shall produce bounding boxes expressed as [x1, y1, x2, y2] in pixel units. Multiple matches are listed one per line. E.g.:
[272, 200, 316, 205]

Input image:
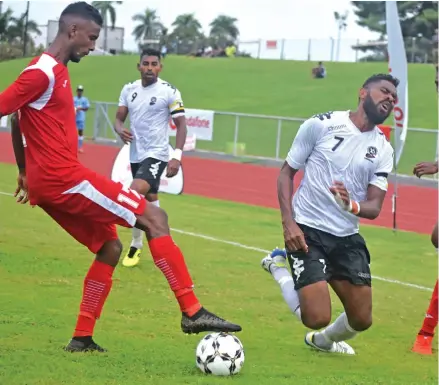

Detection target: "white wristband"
[172, 148, 183, 162]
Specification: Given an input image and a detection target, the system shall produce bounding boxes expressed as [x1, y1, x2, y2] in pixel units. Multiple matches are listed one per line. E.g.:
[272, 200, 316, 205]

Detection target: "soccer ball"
[195, 332, 245, 376]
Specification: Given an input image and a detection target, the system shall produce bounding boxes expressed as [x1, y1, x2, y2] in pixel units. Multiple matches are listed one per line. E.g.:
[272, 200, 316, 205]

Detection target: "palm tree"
[170, 13, 203, 54]
[209, 15, 239, 47]
[7, 10, 41, 45]
[334, 11, 348, 61]
[0, 6, 13, 41]
[131, 8, 163, 45]
[91, 1, 122, 52]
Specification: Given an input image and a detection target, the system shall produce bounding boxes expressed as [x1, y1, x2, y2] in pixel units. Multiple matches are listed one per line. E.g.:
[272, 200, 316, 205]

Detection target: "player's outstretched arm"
[413, 161, 438, 178]
[0, 68, 49, 117]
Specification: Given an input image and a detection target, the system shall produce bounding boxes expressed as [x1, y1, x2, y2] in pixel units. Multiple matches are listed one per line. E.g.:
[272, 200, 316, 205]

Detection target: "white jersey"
[118, 78, 185, 163]
[286, 110, 394, 237]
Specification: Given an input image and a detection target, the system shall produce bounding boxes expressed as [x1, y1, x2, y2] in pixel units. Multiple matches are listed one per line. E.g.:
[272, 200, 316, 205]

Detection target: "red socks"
[419, 280, 438, 337]
[73, 260, 114, 337]
[73, 236, 201, 338]
[149, 235, 201, 316]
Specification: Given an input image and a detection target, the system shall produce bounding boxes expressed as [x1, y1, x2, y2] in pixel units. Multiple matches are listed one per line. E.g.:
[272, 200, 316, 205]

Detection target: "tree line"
[0, 1, 436, 62]
[91, 1, 239, 55]
[0, 1, 43, 61]
[351, 1, 438, 63]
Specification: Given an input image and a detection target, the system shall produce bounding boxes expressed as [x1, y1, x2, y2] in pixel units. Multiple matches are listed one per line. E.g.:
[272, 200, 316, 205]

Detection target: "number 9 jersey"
[118, 78, 185, 164]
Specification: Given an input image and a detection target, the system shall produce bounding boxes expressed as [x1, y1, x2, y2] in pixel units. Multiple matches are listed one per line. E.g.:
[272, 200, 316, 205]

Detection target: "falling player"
[411, 66, 438, 355]
[0, 1, 241, 353]
[115, 48, 186, 268]
[261, 74, 397, 354]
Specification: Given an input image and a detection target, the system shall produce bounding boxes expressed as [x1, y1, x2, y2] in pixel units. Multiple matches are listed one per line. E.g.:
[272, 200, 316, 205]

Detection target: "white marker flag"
[386, 1, 409, 166]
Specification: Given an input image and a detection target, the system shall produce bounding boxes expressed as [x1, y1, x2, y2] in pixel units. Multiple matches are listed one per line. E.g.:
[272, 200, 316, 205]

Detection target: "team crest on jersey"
[149, 97, 157, 105]
[365, 146, 378, 159]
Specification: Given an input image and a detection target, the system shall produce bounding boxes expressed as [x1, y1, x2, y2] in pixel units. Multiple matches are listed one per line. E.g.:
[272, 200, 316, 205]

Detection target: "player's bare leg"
[306, 280, 371, 355]
[65, 239, 123, 352]
[297, 282, 332, 330]
[135, 202, 242, 334]
[123, 179, 157, 267]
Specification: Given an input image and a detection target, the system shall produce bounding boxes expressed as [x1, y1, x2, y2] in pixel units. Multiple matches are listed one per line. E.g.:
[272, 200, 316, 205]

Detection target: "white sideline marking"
[0, 190, 433, 292]
[169, 229, 433, 292]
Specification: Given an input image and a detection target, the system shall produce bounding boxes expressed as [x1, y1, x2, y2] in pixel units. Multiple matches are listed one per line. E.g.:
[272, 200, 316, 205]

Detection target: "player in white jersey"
[261, 73, 398, 355]
[114, 49, 187, 267]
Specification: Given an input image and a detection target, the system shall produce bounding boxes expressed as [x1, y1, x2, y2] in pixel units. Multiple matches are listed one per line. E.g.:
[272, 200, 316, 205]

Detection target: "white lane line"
[0, 190, 433, 292]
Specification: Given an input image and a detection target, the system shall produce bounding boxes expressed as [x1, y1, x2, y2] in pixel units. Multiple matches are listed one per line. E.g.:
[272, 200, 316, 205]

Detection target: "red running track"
[0, 132, 436, 234]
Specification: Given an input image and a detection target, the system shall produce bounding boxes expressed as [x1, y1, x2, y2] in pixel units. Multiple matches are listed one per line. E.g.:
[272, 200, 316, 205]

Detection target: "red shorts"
[36, 169, 146, 254]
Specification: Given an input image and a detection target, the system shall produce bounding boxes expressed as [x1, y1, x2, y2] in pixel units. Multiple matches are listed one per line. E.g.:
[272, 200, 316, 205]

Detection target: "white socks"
[271, 266, 301, 321]
[313, 312, 358, 348]
[130, 200, 160, 249]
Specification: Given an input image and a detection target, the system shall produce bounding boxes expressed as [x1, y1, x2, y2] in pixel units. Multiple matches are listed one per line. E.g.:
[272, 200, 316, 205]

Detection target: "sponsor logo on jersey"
[327, 124, 346, 132]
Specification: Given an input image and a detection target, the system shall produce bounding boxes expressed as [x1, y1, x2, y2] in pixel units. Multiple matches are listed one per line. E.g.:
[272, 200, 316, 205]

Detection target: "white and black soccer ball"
[195, 332, 245, 376]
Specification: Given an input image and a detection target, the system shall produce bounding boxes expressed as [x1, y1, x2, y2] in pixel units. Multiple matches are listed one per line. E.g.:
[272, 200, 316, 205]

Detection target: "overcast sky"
[3, 0, 379, 52]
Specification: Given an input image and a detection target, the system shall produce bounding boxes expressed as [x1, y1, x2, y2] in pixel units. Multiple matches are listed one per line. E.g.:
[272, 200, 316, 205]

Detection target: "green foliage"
[352, 1, 438, 38]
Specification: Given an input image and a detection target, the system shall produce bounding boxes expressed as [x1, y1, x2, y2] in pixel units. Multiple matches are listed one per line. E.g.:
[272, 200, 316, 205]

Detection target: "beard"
[363, 93, 391, 125]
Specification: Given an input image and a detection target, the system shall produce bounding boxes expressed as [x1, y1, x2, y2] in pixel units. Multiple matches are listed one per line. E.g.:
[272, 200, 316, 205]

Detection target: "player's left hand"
[14, 171, 29, 205]
[329, 181, 350, 209]
[166, 159, 180, 178]
[413, 161, 438, 178]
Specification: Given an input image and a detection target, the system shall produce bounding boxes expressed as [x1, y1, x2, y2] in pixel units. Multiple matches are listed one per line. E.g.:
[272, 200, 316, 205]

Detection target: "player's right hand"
[283, 221, 308, 253]
[413, 161, 438, 178]
[116, 128, 133, 144]
[14, 171, 29, 205]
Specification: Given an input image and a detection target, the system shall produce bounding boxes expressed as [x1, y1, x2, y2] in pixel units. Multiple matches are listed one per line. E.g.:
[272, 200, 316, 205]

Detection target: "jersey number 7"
[332, 136, 344, 151]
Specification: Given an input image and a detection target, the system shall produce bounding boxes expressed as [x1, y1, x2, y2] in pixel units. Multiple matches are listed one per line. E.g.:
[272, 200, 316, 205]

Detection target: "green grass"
[0, 55, 437, 174]
[0, 163, 437, 385]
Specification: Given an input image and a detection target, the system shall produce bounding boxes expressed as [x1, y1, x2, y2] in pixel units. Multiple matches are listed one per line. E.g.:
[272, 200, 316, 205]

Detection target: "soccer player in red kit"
[410, 66, 439, 355]
[0, 1, 241, 353]
[412, 160, 438, 355]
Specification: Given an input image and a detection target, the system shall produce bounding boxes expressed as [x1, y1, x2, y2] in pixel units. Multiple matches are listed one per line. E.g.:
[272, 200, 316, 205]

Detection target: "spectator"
[312, 61, 327, 79]
[73, 85, 90, 153]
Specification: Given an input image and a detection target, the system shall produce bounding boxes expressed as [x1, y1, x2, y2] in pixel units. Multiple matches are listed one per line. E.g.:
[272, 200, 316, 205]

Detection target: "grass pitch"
[0, 163, 437, 385]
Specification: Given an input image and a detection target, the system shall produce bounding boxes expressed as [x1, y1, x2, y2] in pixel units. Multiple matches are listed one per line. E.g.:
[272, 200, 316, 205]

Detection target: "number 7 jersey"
[286, 110, 394, 237]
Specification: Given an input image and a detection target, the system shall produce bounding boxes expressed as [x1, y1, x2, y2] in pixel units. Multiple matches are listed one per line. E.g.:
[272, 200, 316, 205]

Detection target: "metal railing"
[91, 101, 438, 176]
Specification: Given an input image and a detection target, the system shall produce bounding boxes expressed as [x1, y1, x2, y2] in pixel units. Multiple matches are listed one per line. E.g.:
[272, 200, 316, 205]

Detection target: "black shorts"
[130, 158, 168, 194]
[286, 223, 371, 290]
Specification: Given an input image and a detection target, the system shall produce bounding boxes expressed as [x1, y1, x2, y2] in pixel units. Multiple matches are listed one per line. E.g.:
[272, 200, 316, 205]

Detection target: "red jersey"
[0, 53, 82, 193]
